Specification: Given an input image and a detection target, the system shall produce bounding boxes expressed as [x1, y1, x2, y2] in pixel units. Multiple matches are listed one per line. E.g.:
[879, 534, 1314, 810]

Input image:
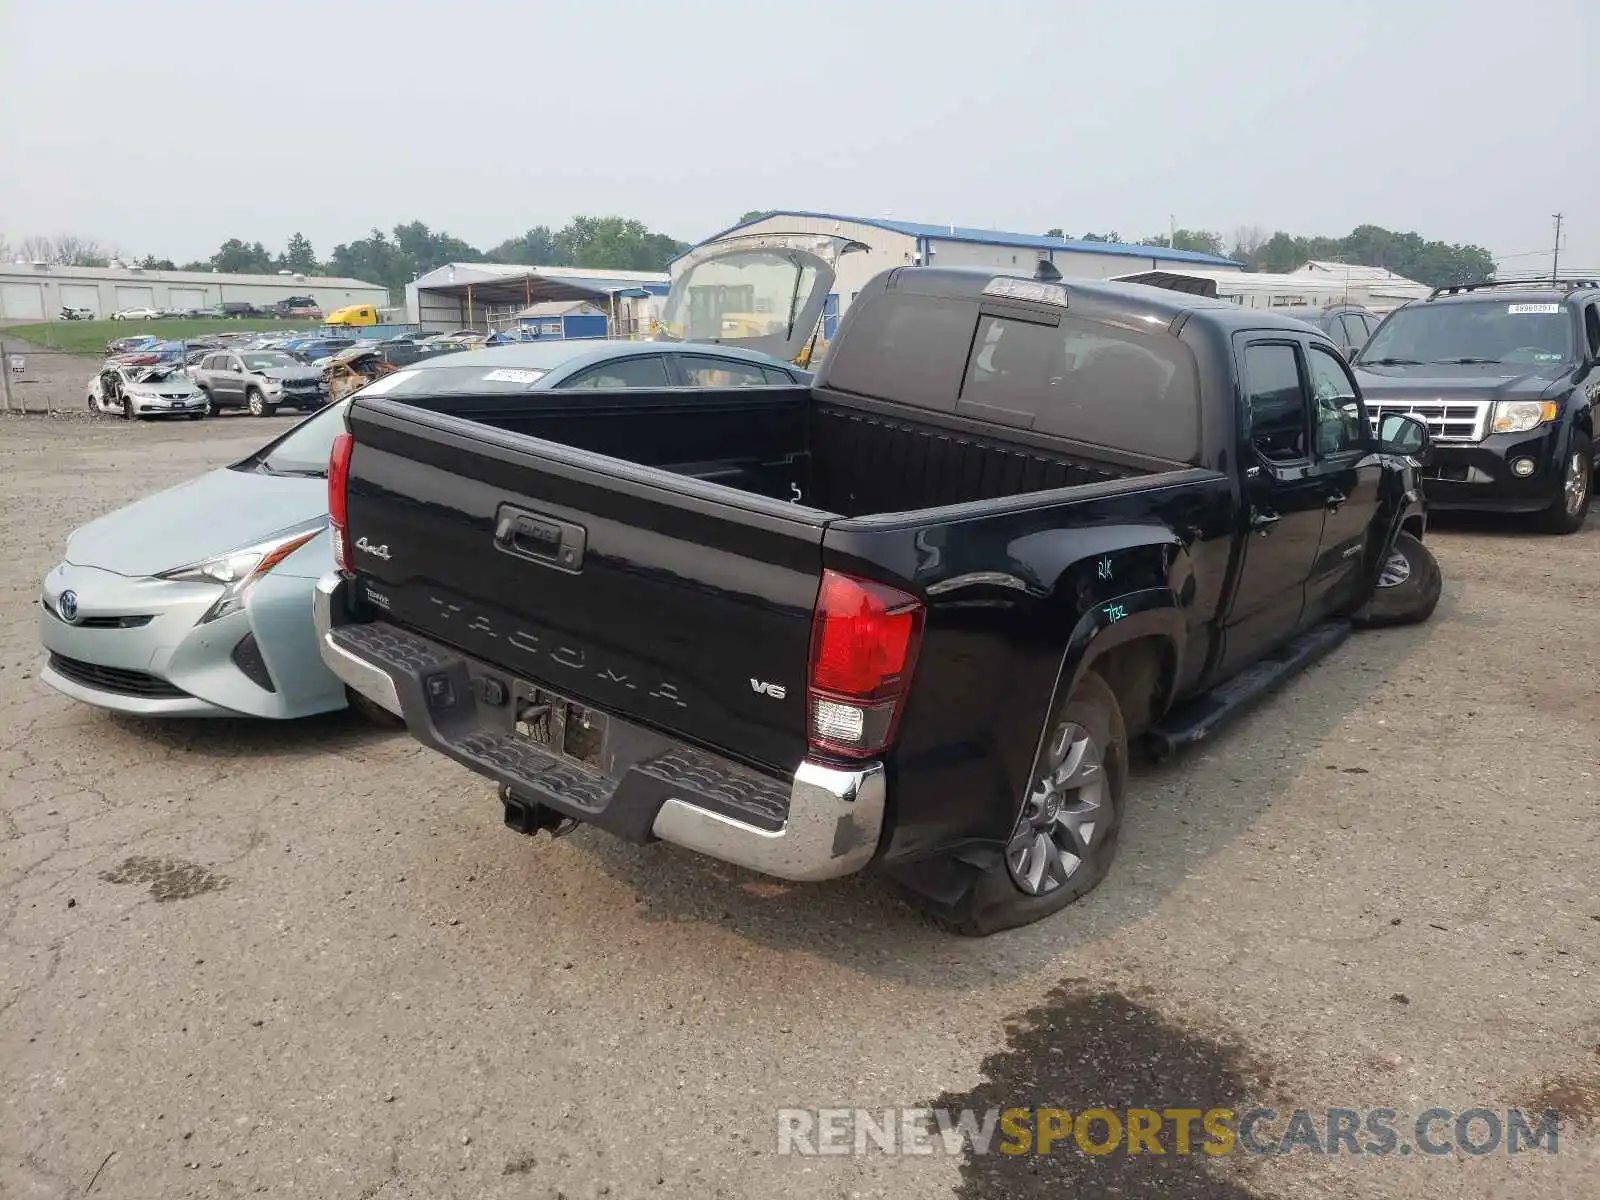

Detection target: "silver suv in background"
[190, 350, 328, 416]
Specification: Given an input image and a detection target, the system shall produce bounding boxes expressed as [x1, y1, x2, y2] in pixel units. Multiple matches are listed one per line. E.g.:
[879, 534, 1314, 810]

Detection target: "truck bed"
[340, 384, 1203, 778]
[392, 384, 1165, 518]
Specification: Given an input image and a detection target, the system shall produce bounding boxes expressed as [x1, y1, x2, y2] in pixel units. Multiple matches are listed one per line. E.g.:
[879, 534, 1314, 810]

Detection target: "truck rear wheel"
[1351, 531, 1441, 627]
[1536, 434, 1592, 535]
[935, 670, 1127, 936]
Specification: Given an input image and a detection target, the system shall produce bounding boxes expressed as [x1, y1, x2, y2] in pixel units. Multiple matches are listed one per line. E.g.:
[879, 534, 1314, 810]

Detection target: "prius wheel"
[920, 670, 1127, 936]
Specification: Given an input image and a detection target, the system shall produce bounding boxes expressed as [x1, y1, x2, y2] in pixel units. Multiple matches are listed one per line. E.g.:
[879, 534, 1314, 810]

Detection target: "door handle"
[1249, 508, 1281, 534]
[1325, 490, 1347, 511]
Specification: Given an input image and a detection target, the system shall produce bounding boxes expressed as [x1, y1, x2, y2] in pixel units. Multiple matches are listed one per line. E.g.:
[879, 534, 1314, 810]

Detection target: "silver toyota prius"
[38, 401, 352, 719]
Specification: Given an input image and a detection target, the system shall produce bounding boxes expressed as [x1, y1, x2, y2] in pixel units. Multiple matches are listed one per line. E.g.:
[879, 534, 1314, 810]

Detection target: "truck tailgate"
[343, 397, 826, 774]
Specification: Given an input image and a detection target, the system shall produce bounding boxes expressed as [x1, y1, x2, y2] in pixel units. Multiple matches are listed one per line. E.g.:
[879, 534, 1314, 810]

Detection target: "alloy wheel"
[1376, 550, 1411, 588]
[1006, 721, 1108, 895]
[1564, 452, 1589, 517]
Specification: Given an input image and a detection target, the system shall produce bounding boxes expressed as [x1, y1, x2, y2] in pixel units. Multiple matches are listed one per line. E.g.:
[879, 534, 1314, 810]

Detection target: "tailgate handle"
[493, 507, 586, 572]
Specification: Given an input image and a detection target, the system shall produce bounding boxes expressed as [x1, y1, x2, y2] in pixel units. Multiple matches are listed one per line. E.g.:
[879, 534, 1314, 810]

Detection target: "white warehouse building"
[0, 262, 388, 321]
[674, 210, 1245, 336]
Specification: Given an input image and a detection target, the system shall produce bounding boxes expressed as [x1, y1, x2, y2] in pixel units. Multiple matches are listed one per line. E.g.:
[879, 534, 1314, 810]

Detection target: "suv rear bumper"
[314, 573, 885, 882]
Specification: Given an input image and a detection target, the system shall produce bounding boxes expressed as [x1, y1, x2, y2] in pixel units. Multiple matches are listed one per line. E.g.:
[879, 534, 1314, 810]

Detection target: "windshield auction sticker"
[1507, 303, 1561, 314]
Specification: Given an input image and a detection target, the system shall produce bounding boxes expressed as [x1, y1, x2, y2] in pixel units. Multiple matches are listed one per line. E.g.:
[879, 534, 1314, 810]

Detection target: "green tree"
[1044, 228, 1064, 238]
[554, 217, 688, 271]
[210, 238, 274, 274]
[1241, 225, 1494, 285]
[1077, 231, 1123, 244]
[328, 228, 405, 290]
[739, 210, 776, 224]
[281, 232, 317, 273]
[137, 255, 177, 270]
[489, 226, 568, 266]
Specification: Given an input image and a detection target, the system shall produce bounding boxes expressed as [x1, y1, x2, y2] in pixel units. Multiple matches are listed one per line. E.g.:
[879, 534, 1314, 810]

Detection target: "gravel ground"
[2, 414, 1597, 1200]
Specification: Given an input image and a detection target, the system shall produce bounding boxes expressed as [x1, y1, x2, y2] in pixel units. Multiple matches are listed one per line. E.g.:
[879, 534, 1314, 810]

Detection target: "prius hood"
[64, 466, 329, 578]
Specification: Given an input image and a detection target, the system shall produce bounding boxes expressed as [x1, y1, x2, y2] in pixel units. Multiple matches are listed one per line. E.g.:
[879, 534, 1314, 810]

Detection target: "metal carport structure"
[406, 263, 670, 334]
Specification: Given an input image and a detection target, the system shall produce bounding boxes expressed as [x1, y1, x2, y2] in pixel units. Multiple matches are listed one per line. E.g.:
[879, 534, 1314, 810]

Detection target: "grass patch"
[2, 318, 325, 356]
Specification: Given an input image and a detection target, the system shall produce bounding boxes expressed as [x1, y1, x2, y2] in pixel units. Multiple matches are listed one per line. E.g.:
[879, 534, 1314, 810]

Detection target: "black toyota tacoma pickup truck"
[1354, 278, 1600, 533]
[314, 257, 1439, 935]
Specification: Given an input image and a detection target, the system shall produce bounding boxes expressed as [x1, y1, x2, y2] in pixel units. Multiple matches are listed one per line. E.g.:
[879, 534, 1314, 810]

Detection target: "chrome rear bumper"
[313, 573, 885, 881]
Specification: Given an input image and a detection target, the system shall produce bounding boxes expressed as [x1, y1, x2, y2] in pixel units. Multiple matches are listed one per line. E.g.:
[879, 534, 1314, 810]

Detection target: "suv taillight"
[328, 432, 353, 572]
[807, 570, 924, 758]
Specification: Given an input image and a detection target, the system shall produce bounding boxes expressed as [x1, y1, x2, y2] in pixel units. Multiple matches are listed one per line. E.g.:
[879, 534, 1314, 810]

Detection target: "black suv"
[1353, 279, 1599, 533]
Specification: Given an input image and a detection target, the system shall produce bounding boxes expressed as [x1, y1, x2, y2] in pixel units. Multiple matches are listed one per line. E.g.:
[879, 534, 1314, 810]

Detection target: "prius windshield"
[238, 401, 349, 478]
[660, 250, 819, 343]
[1358, 300, 1574, 367]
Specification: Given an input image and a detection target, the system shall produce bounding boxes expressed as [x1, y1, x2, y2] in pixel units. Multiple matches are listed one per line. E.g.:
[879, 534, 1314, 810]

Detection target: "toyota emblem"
[57, 590, 80, 623]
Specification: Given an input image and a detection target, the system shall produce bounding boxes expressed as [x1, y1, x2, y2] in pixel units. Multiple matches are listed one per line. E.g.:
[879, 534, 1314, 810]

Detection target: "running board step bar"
[1146, 619, 1351, 758]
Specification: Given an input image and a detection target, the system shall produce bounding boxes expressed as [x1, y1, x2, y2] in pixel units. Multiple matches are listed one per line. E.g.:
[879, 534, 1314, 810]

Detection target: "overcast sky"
[2, 0, 1595, 271]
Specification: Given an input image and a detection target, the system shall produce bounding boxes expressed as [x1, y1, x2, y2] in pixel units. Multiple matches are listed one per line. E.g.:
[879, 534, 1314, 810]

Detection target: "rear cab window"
[822, 290, 1203, 462]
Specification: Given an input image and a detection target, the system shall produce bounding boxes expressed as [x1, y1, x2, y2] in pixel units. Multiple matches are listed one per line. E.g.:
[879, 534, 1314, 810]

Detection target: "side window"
[1585, 303, 1600, 359]
[1340, 314, 1369, 351]
[1306, 345, 1365, 456]
[1243, 343, 1309, 463]
[762, 366, 794, 384]
[563, 356, 671, 390]
[677, 355, 771, 388]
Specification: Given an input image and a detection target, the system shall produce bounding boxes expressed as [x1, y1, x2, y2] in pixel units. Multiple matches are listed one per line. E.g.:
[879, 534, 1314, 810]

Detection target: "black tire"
[199, 386, 218, 417]
[1351, 531, 1441, 627]
[246, 387, 277, 417]
[917, 670, 1128, 937]
[1535, 433, 1592, 535]
[187, 412, 204, 421]
[121, 397, 132, 421]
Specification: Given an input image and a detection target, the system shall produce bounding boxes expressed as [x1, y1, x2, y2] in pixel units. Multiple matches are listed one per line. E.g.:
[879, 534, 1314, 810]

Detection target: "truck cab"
[1354, 278, 1599, 533]
[325, 304, 379, 327]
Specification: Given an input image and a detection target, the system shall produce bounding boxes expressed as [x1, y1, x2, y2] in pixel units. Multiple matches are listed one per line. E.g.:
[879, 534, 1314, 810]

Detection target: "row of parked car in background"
[86, 326, 513, 419]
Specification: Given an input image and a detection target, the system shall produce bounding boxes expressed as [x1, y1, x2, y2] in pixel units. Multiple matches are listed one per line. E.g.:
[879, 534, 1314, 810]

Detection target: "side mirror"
[1376, 413, 1430, 461]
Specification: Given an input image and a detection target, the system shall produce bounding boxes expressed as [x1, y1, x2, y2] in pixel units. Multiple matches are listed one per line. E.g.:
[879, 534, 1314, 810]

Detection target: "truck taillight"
[807, 569, 924, 758]
[328, 432, 353, 572]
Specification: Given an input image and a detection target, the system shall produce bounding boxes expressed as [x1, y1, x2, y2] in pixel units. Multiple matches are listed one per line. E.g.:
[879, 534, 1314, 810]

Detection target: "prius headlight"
[157, 524, 324, 624]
